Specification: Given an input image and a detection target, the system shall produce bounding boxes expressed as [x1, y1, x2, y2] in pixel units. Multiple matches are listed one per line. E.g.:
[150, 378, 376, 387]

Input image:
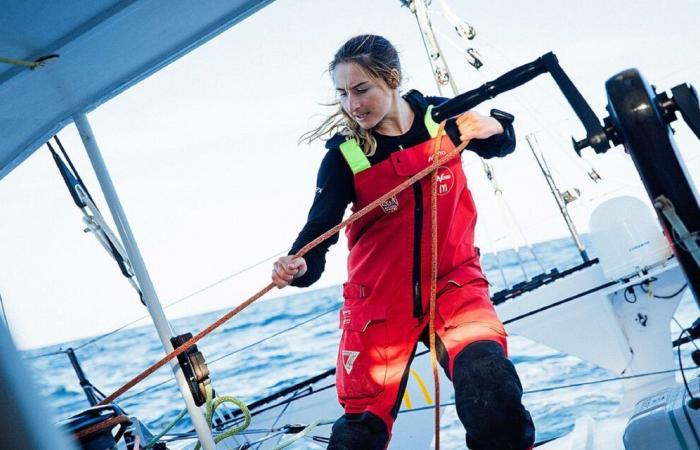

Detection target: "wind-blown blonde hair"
[299, 35, 402, 157]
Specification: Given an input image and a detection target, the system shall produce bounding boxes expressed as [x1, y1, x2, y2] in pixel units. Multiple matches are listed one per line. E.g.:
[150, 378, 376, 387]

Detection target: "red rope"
[429, 124, 446, 450]
[73, 414, 130, 441]
[99, 133, 469, 407]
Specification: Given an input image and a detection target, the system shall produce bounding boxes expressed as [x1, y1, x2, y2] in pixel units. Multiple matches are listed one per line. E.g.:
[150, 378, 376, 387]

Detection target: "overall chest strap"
[338, 106, 440, 175]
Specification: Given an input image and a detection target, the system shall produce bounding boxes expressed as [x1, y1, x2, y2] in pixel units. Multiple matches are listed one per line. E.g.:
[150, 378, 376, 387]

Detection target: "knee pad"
[453, 341, 535, 450]
[327, 412, 389, 450]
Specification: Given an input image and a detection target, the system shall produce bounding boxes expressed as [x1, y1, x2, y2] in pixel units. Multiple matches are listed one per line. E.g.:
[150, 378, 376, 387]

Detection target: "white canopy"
[0, 0, 274, 180]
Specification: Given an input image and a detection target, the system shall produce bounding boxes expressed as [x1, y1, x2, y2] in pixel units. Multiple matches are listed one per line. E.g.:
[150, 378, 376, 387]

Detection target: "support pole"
[525, 134, 589, 262]
[73, 114, 216, 450]
[66, 348, 100, 406]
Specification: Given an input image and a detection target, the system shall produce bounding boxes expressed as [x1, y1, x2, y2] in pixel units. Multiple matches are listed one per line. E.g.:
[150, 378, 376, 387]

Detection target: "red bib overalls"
[336, 129, 508, 434]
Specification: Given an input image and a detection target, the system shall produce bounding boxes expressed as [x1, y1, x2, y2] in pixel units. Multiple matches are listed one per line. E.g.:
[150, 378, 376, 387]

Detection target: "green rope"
[142, 409, 188, 448]
[142, 384, 251, 449]
[195, 384, 252, 450]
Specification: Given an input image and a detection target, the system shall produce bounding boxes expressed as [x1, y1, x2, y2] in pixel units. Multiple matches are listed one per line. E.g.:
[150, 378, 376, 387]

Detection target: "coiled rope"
[131, 384, 251, 449]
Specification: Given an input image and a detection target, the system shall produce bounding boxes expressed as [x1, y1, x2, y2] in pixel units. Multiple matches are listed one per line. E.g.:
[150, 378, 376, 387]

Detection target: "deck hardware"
[465, 48, 483, 70]
[0, 54, 59, 70]
[171, 333, 213, 406]
[654, 196, 700, 268]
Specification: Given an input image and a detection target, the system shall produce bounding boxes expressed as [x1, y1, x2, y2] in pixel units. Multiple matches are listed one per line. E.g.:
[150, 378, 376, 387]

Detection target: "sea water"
[24, 237, 700, 449]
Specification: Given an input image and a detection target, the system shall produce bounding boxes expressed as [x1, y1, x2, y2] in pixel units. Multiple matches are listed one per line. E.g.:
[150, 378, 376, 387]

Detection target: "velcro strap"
[424, 105, 440, 139]
[339, 138, 371, 175]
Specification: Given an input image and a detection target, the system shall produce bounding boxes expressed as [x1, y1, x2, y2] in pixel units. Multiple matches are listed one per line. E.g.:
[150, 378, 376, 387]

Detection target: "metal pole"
[65, 348, 100, 406]
[73, 114, 216, 450]
[411, 0, 459, 97]
[525, 134, 589, 262]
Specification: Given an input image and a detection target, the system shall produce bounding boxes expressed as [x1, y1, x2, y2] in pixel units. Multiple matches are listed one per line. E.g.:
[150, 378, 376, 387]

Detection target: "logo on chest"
[380, 195, 399, 214]
[436, 166, 454, 195]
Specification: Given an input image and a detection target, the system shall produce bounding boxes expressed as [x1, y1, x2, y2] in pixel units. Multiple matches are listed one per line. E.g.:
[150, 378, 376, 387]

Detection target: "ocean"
[23, 237, 699, 449]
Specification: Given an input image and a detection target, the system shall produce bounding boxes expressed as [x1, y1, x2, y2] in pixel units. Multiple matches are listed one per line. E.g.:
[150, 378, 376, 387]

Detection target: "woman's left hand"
[456, 111, 504, 143]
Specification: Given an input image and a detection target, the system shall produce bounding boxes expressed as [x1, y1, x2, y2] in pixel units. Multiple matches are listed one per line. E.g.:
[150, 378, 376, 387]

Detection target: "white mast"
[73, 114, 217, 450]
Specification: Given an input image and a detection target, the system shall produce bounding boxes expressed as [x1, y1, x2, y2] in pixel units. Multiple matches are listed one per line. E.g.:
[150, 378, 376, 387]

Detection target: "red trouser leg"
[435, 280, 536, 450]
[433, 278, 508, 377]
[333, 277, 508, 443]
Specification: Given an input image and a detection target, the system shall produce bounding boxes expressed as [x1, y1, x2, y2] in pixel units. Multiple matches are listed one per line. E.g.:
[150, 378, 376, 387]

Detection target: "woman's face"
[333, 62, 395, 130]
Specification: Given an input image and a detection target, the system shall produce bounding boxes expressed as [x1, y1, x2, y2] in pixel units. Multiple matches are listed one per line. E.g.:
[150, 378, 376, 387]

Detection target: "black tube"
[66, 348, 100, 406]
[431, 52, 610, 153]
[431, 56, 548, 123]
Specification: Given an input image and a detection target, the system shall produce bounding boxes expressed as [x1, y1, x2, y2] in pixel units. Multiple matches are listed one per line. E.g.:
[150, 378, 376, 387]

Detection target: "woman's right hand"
[271, 255, 308, 288]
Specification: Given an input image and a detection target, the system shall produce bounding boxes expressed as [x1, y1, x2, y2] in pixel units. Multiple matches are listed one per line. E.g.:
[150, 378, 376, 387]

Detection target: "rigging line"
[410, 9, 529, 283]
[24, 348, 68, 360]
[471, 33, 581, 133]
[491, 194, 530, 281]
[120, 377, 173, 403]
[0, 291, 8, 328]
[402, 366, 700, 415]
[673, 316, 700, 352]
[495, 193, 547, 274]
[120, 305, 340, 402]
[677, 329, 699, 407]
[425, 27, 557, 271]
[73, 249, 287, 352]
[481, 214, 509, 287]
[416, 6, 563, 285]
[98, 138, 471, 406]
[502, 279, 619, 325]
[208, 306, 340, 365]
[53, 135, 98, 206]
[655, 60, 700, 85]
[440, 27, 603, 183]
[482, 174, 646, 245]
[260, 398, 294, 450]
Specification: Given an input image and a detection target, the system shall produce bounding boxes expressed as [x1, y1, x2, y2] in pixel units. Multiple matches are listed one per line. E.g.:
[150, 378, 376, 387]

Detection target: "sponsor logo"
[428, 150, 448, 163]
[436, 166, 454, 195]
[341, 350, 360, 374]
[380, 195, 399, 213]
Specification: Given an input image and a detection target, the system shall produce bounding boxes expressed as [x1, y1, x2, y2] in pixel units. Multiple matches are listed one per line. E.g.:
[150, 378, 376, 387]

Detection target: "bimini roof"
[0, 0, 274, 181]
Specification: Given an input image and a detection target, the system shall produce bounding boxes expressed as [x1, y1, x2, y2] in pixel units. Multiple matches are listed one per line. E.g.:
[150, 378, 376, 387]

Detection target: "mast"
[525, 134, 589, 262]
[406, 0, 546, 279]
[73, 114, 217, 450]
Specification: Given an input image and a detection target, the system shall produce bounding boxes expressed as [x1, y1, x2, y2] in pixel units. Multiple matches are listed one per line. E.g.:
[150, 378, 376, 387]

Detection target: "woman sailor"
[272, 35, 535, 450]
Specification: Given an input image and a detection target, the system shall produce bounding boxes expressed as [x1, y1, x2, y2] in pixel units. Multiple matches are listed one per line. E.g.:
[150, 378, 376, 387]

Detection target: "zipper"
[412, 183, 423, 319]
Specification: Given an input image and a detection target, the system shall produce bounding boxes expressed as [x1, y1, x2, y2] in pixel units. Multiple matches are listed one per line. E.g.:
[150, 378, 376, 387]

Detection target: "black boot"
[327, 412, 389, 450]
[453, 340, 536, 450]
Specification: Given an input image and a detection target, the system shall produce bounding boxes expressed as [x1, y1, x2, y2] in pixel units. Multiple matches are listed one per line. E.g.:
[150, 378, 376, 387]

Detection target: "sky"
[1, 0, 700, 348]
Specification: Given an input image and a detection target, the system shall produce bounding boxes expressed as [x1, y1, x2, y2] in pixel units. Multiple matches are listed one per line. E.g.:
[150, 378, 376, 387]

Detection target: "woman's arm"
[424, 94, 515, 158]
[445, 111, 515, 158]
[271, 148, 353, 288]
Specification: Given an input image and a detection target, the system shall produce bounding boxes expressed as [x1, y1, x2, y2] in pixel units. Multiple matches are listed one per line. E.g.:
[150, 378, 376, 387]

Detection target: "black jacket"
[289, 90, 515, 287]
